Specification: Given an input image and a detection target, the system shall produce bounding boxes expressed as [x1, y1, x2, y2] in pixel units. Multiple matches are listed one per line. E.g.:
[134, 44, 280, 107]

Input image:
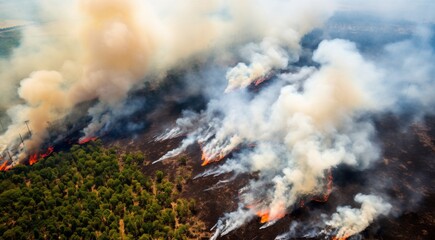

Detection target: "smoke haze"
[1, 0, 434, 239]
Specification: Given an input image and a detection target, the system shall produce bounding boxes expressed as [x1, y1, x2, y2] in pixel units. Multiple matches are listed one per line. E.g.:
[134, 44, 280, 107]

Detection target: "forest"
[0, 141, 205, 239]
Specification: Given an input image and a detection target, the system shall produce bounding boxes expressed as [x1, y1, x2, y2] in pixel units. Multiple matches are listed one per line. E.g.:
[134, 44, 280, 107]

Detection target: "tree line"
[0, 140, 205, 239]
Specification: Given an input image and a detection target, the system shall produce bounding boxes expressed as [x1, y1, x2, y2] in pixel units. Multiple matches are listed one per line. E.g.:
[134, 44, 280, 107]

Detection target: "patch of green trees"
[0, 141, 199, 239]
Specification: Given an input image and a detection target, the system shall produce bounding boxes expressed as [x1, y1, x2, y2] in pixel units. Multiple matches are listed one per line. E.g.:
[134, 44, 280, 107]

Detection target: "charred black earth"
[98, 97, 435, 240]
[1, 9, 435, 240]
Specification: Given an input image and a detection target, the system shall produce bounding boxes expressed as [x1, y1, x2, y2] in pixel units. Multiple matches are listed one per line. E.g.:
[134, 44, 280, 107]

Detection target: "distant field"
[0, 20, 29, 29]
[0, 21, 22, 57]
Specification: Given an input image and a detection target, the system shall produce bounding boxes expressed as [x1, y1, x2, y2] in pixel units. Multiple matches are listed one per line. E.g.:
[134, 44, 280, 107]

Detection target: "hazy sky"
[1, 0, 435, 23]
[337, 0, 435, 23]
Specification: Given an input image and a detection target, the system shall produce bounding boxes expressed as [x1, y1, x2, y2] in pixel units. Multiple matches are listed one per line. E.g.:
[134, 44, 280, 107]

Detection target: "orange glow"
[201, 159, 210, 166]
[257, 210, 269, 223]
[314, 169, 333, 203]
[0, 160, 9, 171]
[254, 76, 267, 86]
[200, 151, 225, 166]
[256, 209, 286, 223]
[0, 147, 55, 171]
[253, 72, 274, 86]
[250, 202, 287, 224]
[40, 146, 54, 158]
[199, 143, 227, 166]
[333, 236, 348, 240]
[246, 203, 286, 224]
[78, 137, 97, 144]
[29, 153, 39, 165]
[29, 146, 55, 166]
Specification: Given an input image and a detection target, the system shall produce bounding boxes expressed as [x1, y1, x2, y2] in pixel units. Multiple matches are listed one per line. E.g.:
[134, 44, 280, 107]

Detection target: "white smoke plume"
[158, 10, 435, 238]
[161, 39, 386, 238]
[1, 0, 299, 162]
[325, 193, 392, 239]
[225, 0, 335, 91]
[1, 0, 434, 239]
[1, 0, 154, 161]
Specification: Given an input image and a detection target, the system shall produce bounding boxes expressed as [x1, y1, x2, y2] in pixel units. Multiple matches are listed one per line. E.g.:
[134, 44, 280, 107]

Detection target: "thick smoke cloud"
[158, 4, 435, 240]
[379, 27, 435, 116]
[1, 0, 153, 161]
[1, 0, 434, 239]
[225, 0, 335, 91]
[0, 0, 284, 162]
[160, 39, 385, 238]
[325, 193, 392, 239]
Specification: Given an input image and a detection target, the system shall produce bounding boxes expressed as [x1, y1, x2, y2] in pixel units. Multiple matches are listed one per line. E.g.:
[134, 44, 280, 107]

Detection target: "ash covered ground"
[102, 99, 435, 240]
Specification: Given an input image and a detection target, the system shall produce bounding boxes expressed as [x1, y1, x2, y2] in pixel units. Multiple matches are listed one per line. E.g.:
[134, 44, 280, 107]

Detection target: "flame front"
[248, 203, 286, 224]
[40, 146, 54, 158]
[314, 169, 333, 202]
[0, 160, 12, 171]
[29, 146, 54, 166]
[78, 137, 97, 145]
[333, 236, 349, 240]
[29, 153, 39, 165]
[198, 141, 229, 166]
[256, 209, 286, 223]
[201, 151, 226, 166]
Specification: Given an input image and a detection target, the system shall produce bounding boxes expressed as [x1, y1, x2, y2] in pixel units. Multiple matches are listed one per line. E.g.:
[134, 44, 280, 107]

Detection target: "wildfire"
[256, 208, 286, 223]
[201, 151, 226, 166]
[198, 142, 227, 166]
[253, 71, 274, 86]
[257, 210, 271, 223]
[78, 137, 97, 144]
[29, 153, 39, 165]
[313, 169, 333, 203]
[245, 170, 332, 225]
[40, 146, 54, 158]
[29, 146, 55, 166]
[333, 235, 349, 240]
[0, 160, 12, 171]
[254, 76, 267, 86]
[247, 203, 286, 224]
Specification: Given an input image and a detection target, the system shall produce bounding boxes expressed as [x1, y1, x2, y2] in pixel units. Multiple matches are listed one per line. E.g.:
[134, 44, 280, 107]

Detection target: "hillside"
[0, 141, 208, 239]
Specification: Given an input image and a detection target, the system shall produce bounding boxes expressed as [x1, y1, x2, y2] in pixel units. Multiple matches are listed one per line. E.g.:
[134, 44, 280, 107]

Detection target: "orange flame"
[29, 146, 55, 166]
[254, 76, 267, 86]
[1, 147, 54, 171]
[256, 209, 286, 223]
[40, 146, 54, 158]
[333, 236, 349, 240]
[257, 210, 270, 223]
[0, 160, 10, 171]
[248, 203, 286, 224]
[78, 137, 97, 144]
[253, 71, 275, 87]
[198, 142, 227, 166]
[201, 151, 226, 166]
[314, 169, 333, 203]
[29, 153, 39, 165]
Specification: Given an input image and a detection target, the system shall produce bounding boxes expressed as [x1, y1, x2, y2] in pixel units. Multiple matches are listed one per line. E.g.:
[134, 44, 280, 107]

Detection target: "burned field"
[2, 37, 435, 240]
[47, 77, 432, 239]
[100, 101, 435, 240]
[1, 1, 435, 239]
[2, 88, 435, 239]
